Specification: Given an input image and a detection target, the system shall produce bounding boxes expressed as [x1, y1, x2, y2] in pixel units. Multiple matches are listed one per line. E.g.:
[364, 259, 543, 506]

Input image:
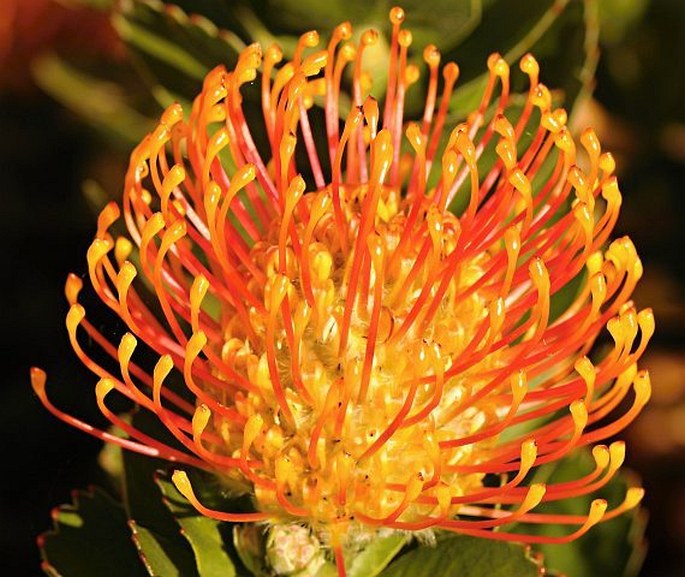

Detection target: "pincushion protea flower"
[32, 6, 652, 575]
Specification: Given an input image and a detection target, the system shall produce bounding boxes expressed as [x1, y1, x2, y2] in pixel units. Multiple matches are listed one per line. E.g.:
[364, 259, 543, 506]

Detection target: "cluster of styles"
[33, 6, 651, 576]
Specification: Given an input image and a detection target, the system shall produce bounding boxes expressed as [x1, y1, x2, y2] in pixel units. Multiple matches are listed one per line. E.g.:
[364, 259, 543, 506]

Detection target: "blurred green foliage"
[34, 0, 608, 148]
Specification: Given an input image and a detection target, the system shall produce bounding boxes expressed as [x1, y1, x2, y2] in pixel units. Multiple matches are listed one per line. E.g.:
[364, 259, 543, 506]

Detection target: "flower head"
[33, 6, 652, 574]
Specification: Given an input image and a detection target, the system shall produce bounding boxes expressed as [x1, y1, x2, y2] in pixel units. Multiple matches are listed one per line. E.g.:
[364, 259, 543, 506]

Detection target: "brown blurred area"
[0, 0, 123, 93]
[0, 0, 684, 575]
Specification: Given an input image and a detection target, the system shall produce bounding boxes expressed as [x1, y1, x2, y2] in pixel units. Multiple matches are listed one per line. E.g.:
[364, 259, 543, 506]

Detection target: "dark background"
[2, 0, 684, 574]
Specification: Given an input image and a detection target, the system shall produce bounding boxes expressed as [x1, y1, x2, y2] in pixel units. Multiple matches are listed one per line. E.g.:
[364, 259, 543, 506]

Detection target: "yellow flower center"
[198, 170, 504, 527]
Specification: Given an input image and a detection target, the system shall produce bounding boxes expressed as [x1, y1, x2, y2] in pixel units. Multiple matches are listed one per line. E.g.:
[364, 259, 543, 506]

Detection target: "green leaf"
[314, 563, 340, 577]
[39, 488, 148, 577]
[378, 534, 542, 577]
[511, 449, 647, 577]
[258, 0, 480, 52]
[447, 0, 599, 122]
[401, 0, 482, 53]
[156, 472, 238, 577]
[256, 0, 385, 34]
[549, 268, 586, 322]
[347, 533, 409, 577]
[31, 54, 154, 147]
[130, 521, 191, 577]
[598, 0, 649, 44]
[424, 0, 597, 208]
[447, 0, 572, 81]
[156, 0, 254, 35]
[56, 0, 114, 9]
[121, 412, 200, 576]
[112, 0, 246, 107]
[250, 0, 481, 108]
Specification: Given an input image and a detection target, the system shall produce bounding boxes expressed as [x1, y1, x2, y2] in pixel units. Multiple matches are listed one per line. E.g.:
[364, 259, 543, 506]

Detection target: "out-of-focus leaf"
[258, 0, 480, 52]
[56, 0, 114, 9]
[447, 0, 599, 122]
[156, 472, 238, 577]
[230, 5, 294, 53]
[510, 448, 647, 577]
[31, 54, 153, 146]
[260, 0, 383, 31]
[157, 0, 253, 35]
[402, 0, 482, 53]
[598, 0, 649, 44]
[378, 534, 542, 577]
[446, 0, 572, 82]
[97, 421, 129, 493]
[39, 488, 148, 577]
[112, 0, 246, 107]
[426, 0, 598, 225]
[550, 268, 586, 322]
[314, 563, 340, 576]
[111, 0, 479, 110]
[418, 0, 597, 209]
[82, 178, 115, 213]
[255, 0, 481, 105]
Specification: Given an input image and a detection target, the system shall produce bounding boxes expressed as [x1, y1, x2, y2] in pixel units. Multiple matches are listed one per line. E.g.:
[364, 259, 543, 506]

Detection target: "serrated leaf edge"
[37, 486, 127, 577]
